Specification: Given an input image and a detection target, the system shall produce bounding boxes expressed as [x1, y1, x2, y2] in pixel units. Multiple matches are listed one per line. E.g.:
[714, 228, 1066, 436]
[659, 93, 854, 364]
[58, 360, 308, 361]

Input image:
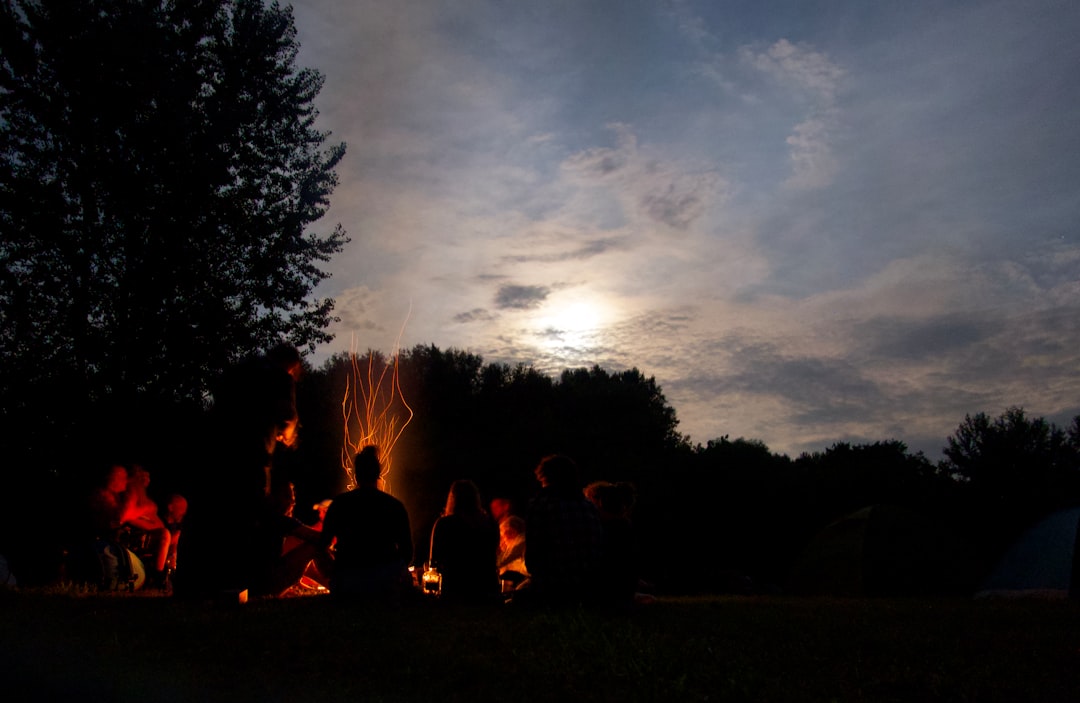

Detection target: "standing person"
[175, 343, 303, 599]
[320, 446, 413, 599]
[430, 480, 500, 604]
[522, 455, 603, 605]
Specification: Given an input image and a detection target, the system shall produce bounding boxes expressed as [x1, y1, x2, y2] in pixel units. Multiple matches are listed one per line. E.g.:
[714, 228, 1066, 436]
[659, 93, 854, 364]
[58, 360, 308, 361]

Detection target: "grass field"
[2, 588, 1079, 702]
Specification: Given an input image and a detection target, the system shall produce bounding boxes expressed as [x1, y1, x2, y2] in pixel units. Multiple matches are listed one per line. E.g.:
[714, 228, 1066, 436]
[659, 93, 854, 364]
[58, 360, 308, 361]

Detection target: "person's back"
[523, 456, 603, 604]
[586, 481, 640, 608]
[323, 487, 411, 572]
[321, 446, 412, 599]
[431, 511, 499, 603]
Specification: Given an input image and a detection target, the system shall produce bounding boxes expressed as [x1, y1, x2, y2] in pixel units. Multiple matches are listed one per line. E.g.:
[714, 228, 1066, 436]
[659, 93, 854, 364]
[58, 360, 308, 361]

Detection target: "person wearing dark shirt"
[175, 344, 303, 599]
[321, 446, 413, 599]
[430, 480, 500, 604]
[585, 480, 641, 609]
[523, 454, 603, 605]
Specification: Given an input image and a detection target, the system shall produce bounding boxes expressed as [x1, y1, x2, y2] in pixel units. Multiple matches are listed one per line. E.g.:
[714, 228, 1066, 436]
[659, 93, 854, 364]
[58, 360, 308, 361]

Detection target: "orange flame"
[340, 334, 413, 494]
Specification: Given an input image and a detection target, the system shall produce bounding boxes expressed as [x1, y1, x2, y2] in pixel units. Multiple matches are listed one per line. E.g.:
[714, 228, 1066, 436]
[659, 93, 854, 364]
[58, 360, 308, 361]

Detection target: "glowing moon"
[533, 298, 612, 351]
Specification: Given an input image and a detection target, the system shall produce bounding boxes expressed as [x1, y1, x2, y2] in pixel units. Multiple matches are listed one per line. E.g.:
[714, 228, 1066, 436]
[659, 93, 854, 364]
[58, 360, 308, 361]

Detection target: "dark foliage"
[0, 0, 345, 582]
[940, 407, 1080, 568]
[0, 0, 346, 460]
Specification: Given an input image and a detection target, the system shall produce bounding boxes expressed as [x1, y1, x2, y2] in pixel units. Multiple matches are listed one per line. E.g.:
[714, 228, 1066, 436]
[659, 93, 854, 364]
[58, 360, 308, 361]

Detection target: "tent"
[788, 504, 975, 596]
[975, 507, 1080, 599]
[0, 554, 15, 587]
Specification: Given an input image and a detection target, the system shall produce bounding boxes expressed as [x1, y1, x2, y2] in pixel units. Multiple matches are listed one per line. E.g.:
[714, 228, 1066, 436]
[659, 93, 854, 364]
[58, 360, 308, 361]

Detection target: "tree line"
[282, 347, 1080, 595]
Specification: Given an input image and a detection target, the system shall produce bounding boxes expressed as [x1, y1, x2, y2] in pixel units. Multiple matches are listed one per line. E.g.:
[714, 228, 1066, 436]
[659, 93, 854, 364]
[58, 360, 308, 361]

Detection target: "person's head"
[267, 343, 302, 381]
[166, 494, 188, 523]
[534, 454, 581, 492]
[501, 515, 525, 541]
[272, 481, 297, 517]
[105, 464, 129, 494]
[489, 497, 512, 522]
[444, 479, 483, 517]
[585, 480, 637, 518]
[353, 445, 382, 486]
[129, 465, 151, 490]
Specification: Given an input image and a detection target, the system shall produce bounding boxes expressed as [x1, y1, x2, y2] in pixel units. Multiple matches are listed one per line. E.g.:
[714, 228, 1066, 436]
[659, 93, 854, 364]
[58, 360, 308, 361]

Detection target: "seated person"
[122, 466, 172, 584]
[87, 464, 138, 538]
[310, 499, 333, 533]
[521, 455, 603, 605]
[264, 481, 331, 594]
[430, 480, 500, 603]
[81, 463, 163, 589]
[497, 515, 528, 586]
[584, 480, 644, 608]
[320, 446, 413, 599]
[162, 493, 188, 573]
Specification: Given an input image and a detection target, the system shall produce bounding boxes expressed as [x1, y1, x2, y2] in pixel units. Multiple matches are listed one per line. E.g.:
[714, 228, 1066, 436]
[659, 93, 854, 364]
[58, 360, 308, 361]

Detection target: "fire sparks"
[340, 335, 413, 493]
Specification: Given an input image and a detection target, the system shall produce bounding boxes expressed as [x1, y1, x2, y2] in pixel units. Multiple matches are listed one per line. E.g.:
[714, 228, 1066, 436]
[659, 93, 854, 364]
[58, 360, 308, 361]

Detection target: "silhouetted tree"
[941, 407, 1080, 567]
[0, 0, 346, 462]
[793, 440, 943, 525]
[0, 0, 346, 584]
[942, 408, 1078, 507]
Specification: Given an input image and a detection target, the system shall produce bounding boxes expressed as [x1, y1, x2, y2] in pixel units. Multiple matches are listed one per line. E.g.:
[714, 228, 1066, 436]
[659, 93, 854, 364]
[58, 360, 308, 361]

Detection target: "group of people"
[83, 463, 188, 589]
[79, 445, 647, 609]
[74, 344, 652, 609]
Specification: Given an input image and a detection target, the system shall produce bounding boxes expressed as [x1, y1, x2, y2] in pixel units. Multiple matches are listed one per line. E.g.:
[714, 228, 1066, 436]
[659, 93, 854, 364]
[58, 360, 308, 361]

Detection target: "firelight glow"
[340, 336, 413, 494]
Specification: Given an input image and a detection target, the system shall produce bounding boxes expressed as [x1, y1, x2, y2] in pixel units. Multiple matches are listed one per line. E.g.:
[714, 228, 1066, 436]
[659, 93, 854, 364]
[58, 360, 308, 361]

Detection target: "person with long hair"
[429, 480, 500, 604]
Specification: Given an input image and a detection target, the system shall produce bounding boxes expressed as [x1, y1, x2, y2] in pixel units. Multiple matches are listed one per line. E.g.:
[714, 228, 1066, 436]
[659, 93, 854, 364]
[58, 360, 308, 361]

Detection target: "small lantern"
[421, 563, 442, 596]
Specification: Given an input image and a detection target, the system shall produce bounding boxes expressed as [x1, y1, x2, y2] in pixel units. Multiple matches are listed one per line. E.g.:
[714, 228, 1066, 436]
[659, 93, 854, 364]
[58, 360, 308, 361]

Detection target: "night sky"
[289, 0, 1080, 457]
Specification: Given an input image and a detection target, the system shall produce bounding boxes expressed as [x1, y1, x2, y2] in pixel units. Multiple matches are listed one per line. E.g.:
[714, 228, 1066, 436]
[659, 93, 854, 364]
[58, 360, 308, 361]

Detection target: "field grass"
[2, 588, 1079, 702]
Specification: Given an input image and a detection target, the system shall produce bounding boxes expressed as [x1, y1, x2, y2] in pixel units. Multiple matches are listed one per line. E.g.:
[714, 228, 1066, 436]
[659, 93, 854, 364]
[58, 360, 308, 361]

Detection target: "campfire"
[340, 336, 413, 494]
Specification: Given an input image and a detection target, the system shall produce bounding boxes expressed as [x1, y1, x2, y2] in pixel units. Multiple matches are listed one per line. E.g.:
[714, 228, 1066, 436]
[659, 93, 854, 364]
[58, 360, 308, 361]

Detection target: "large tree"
[0, 0, 347, 439]
[941, 407, 1080, 559]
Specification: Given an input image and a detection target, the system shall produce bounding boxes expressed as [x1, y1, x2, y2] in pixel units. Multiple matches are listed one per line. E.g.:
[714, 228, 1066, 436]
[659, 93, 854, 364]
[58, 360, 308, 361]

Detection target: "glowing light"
[340, 330, 413, 494]
[534, 298, 611, 349]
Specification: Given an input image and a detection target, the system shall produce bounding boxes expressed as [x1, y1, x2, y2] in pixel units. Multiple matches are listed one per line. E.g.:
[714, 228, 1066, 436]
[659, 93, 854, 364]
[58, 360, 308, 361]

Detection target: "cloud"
[561, 124, 727, 231]
[785, 117, 838, 190]
[742, 39, 845, 189]
[294, 1, 1080, 461]
[640, 176, 712, 230]
[502, 236, 626, 264]
[325, 285, 386, 336]
[495, 284, 551, 310]
[453, 308, 497, 324]
[742, 39, 845, 102]
[854, 314, 993, 362]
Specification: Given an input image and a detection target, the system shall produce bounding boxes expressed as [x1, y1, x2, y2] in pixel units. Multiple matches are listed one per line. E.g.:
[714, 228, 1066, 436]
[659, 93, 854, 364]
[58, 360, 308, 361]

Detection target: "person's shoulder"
[325, 488, 358, 510]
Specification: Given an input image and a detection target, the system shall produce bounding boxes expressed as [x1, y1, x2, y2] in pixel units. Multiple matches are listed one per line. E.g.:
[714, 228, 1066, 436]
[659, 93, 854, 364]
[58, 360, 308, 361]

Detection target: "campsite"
[2, 588, 1079, 702]
[4, 3, 1080, 700]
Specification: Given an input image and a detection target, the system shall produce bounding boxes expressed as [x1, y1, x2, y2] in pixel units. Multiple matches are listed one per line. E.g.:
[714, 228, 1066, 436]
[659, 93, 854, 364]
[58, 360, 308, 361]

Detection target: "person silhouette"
[174, 343, 303, 599]
[521, 455, 603, 605]
[429, 480, 500, 604]
[320, 446, 413, 599]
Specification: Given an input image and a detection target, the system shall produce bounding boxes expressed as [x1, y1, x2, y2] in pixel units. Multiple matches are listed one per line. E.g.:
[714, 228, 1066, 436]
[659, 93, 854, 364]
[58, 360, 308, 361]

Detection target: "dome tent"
[788, 504, 975, 596]
[976, 507, 1080, 599]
